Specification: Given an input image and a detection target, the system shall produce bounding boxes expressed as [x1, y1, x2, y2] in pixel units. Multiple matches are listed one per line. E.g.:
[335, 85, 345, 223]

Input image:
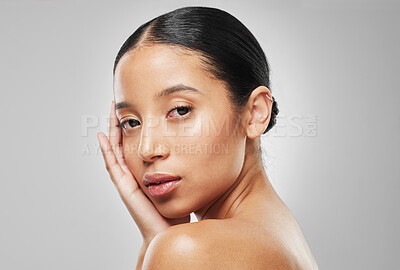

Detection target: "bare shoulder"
[142, 219, 313, 270]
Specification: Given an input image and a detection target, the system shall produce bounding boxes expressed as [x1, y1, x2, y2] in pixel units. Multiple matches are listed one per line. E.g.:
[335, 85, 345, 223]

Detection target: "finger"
[98, 130, 142, 195]
[108, 100, 129, 173]
[97, 131, 125, 186]
[108, 100, 122, 156]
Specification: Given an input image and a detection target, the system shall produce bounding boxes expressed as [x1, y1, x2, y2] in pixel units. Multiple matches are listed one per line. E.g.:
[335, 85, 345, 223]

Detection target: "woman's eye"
[118, 119, 140, 130]
[167, 105, 193, 118]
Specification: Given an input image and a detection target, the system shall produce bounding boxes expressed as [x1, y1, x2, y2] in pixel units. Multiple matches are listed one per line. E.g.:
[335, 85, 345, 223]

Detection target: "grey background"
[1, 0, 399, 269]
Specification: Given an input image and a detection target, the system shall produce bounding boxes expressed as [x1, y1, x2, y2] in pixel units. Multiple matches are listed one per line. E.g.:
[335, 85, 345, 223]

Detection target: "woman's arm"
[97, 100, 190, 267]
[140, 221, 307, 270]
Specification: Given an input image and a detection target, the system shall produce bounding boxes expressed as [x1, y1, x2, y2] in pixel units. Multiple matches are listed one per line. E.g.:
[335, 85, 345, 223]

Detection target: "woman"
[97, 6, 318, 269]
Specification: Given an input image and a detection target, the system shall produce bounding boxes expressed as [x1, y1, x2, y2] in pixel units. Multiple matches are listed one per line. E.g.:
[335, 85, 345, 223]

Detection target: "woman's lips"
[143, 173, 182, 197]
[147, 179, 181, 197]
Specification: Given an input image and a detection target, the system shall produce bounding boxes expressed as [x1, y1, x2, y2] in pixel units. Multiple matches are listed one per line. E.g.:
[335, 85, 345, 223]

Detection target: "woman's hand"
[97, 100, 190, 245]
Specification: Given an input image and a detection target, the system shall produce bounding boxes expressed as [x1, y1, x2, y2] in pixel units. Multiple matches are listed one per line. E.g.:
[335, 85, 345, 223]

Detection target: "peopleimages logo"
[82, 113, 240, 138]
[269, 113, 317, 137]
[80, 113, 317, 155]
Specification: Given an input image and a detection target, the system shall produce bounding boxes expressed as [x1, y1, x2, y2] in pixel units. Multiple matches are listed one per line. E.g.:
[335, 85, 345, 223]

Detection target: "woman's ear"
[245, 86, 273, 139]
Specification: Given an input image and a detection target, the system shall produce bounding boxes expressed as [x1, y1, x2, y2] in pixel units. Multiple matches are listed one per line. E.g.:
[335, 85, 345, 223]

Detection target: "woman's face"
[114, 45, 247, 219]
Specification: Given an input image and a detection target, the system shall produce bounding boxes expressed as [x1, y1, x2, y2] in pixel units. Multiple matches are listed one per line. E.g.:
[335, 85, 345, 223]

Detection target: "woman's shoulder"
[142, 218, 310, 270]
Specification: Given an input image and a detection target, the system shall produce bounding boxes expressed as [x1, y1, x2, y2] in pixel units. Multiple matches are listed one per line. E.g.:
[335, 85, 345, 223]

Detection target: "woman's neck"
[194, 143, 277, 221]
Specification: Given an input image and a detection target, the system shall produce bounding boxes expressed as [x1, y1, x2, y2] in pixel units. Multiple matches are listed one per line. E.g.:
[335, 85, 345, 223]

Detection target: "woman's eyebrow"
[115, 101, 132, 111]
[115, 84, 204, 111]
[155, 84, 204, 99]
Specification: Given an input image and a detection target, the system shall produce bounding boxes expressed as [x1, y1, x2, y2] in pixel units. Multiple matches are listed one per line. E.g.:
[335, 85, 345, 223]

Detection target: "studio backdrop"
[0, 0, 399, 269]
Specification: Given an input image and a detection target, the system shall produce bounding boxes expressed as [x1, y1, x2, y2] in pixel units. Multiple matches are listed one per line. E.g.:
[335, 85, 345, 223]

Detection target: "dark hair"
[113, 6, 279, 134]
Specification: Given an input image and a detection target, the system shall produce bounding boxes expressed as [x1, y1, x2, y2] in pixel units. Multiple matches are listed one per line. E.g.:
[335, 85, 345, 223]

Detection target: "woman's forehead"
[115, 45, 206, 80]
[113, 45, 224, 99]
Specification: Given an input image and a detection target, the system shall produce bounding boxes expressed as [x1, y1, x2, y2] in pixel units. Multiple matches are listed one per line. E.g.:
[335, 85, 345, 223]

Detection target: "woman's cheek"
[179, 113, 243, 191]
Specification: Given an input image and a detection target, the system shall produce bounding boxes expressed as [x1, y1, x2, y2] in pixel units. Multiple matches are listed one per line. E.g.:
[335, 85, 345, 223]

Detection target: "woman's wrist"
[135, 241, 150, 270]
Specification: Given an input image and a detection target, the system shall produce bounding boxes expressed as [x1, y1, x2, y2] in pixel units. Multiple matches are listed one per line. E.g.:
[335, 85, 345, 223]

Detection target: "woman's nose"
[137, 117, 170, 163]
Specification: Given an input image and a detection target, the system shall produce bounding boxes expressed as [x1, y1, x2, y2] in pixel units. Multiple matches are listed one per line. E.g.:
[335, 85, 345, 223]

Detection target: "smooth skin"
[97, 44, 318, 269]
